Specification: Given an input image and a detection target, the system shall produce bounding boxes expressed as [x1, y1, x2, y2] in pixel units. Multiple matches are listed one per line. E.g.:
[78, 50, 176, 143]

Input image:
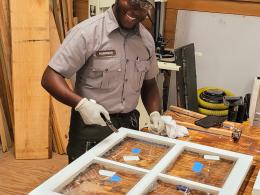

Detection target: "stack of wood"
[49, 0, 89, 154]
[50, 0, 81, 154]
[0, 0, 90, 157]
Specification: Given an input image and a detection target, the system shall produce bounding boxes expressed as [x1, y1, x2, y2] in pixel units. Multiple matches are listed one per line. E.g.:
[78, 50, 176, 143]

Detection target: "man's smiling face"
[114, 0, 151, 30]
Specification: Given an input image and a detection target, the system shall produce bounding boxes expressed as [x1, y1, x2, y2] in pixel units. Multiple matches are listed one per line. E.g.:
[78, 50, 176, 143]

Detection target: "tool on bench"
[169, 106, 242, 142]
[194, 115, 227, 128]
[100, 113, 118, 133]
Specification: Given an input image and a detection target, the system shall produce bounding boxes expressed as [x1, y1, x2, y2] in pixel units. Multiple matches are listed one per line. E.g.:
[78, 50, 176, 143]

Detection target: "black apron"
[67, 109, 140, 163]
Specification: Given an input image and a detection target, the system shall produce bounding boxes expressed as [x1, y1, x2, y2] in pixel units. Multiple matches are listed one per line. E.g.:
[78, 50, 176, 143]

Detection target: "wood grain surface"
[61, 163, 142, 195]
[165, 109, 260, 194]
[166, 150, 234, 188]
[10, 0, 50, 159]
[0, 149, 67, 195]
[148, 180, 211, 195]
[103, 137, 170, 169]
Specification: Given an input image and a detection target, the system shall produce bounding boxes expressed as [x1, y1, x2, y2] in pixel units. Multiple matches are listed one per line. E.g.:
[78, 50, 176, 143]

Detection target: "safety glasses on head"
[128, 0, 153, 10]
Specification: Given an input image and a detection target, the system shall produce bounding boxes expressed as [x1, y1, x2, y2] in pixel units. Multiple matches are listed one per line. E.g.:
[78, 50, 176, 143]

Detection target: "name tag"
[96, 50, 116, 57]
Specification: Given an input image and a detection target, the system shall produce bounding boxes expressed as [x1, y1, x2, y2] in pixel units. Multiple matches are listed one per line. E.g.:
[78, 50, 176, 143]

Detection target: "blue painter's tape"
[110, 175, 122, 182]
[192, 161, 204, 173]
[132, 148, 141, 154]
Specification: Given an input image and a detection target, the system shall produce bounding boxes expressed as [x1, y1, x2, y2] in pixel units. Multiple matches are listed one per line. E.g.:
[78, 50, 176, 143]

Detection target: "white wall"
[175, 10, 260, 96]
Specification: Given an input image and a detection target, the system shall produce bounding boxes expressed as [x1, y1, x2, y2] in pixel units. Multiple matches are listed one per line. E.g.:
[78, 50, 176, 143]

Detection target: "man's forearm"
[141, 78, 161, 114]
[41, 66, 82, 108]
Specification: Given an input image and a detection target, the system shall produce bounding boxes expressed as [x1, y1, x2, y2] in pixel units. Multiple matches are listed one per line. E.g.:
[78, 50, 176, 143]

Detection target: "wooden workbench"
[165, 107, 260, 194]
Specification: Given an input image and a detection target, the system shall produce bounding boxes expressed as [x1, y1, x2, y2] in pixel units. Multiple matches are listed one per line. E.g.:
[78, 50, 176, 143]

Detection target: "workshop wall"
[164, 0, 260, 97]
[175, 10, 260, 96]
[164, 0, 260, 48]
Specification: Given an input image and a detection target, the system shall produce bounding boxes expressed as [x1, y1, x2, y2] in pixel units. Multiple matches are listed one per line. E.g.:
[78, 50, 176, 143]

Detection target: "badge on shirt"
[96, 50, 116, 57]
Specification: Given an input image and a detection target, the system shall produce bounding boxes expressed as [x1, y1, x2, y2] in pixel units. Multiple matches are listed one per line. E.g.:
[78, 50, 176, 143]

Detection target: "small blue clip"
[109, 175, 122, 182]
[132, 148, 141, 154]
[192, 161, 204, 173]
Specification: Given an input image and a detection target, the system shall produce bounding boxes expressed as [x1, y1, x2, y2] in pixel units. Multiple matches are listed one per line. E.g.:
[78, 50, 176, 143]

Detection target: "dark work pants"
[67, 109, 140, 163]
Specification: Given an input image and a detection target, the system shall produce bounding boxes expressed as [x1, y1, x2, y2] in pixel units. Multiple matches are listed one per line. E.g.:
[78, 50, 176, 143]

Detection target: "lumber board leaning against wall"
[74, 0, 89, 22]
[49, 10, 71, 154]
[0, 0, 13, 130]
[10, 0, 50, 159]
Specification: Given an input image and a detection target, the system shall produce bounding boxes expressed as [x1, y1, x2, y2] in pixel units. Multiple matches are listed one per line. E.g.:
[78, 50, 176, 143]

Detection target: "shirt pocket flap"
[91, 58, 122, 72]
[135, 59, 150, 72]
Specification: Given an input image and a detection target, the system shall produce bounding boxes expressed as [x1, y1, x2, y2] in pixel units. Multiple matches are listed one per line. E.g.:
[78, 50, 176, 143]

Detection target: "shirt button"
[118, 69, 121, 71]
[125, 78, 128, 82]
[105, 68, 108, 71]
[123, 98, 125, 101]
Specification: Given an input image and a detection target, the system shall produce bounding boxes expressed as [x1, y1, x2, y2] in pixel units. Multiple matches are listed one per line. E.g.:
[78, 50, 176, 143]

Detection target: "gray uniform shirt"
[49, 8, 159, 113]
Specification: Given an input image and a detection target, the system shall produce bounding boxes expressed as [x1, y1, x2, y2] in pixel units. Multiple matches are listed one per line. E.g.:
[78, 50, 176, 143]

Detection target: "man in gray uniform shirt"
[41, 0, 165, 163]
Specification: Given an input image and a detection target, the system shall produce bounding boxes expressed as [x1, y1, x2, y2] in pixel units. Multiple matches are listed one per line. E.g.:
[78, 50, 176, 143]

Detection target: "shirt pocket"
[82, 58, 122, 89]
[134, 59, 150, 91]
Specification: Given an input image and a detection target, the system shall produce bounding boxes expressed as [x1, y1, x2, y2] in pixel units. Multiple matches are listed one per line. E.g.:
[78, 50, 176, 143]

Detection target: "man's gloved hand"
[75, 98, 110, 126]
[161, 116, 189, 139]
[149, 111, 165, 134]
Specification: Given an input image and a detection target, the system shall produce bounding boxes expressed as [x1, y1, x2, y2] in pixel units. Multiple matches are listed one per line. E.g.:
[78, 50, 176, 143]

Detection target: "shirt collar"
[104, 7, 120, 35]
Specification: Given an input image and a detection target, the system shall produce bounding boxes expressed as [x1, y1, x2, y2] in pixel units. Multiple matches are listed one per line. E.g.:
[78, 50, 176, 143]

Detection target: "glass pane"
[60, 163, 142, 194]
[103, 137, 170, 169]
[147, 180, 214, 195]
[165, 150, 235, 187]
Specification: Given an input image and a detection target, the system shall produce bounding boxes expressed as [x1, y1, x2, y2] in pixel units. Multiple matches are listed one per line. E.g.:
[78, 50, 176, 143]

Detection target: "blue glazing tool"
[132, 148, 141, 154]
[109, 175, 122, 182]
[192, 161, 204, 173]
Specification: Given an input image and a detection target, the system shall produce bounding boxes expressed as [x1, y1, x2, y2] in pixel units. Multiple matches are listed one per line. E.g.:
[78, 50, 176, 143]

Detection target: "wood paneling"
[10, 0, 50, 159]
[165, 0, 260, 48]
[74, 0, 89, 22]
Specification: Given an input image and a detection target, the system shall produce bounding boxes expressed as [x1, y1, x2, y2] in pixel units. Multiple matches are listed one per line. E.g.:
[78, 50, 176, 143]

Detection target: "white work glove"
[149, 111, 165, 134]
[161, 116, 189, 139]
[75, 98, 110, 126]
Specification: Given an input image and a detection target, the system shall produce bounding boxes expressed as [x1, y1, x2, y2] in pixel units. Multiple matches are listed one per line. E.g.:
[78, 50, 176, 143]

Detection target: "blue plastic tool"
[192, 161, 204, 173]
[132, 148, 141, 154]
[110, 175, 122, 182]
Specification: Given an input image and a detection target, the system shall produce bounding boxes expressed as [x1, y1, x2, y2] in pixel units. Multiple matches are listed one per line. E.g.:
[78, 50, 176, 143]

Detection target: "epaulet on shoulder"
[77, 13, 105, 29]
[139, 23, 154, 41]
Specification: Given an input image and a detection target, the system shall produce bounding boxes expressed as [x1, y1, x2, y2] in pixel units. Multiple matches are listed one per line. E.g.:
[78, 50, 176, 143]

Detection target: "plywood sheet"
[10, 0, 50, 159]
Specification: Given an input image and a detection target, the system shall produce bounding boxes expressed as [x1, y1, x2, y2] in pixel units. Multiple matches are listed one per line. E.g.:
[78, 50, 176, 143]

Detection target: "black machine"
[175, 43, 199, 112]
[223, 96, 244, 122]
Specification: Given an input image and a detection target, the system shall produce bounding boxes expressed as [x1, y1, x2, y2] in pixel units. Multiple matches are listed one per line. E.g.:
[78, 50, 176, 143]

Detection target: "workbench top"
[165, 108, 260, 195]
